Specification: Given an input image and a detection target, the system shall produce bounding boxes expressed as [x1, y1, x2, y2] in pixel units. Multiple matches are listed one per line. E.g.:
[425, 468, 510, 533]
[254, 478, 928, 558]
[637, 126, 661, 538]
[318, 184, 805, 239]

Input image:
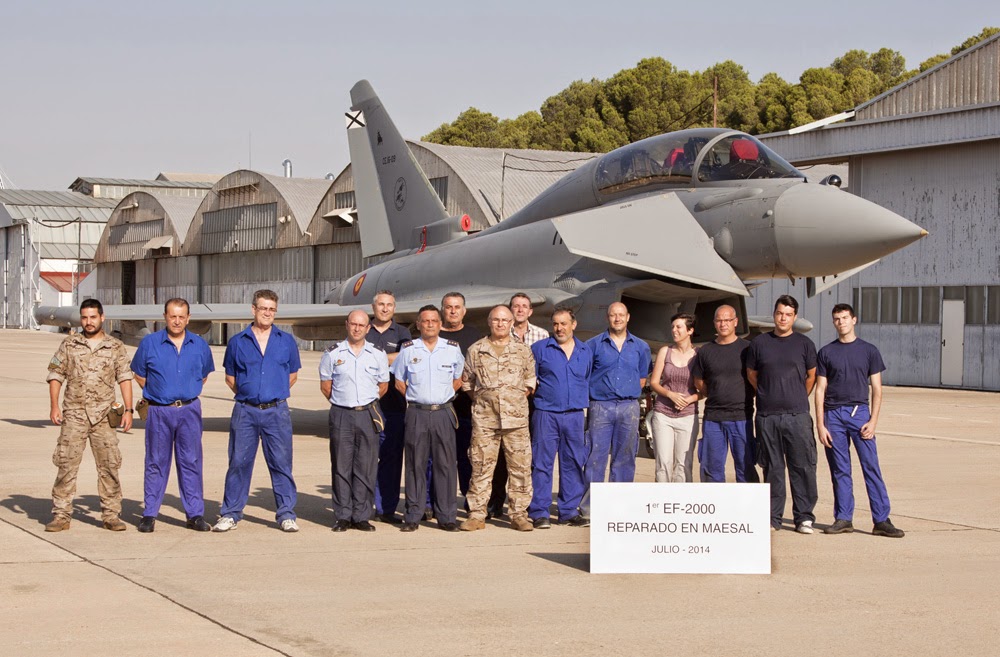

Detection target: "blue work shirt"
[586, 331, 652, 401]
[319, 340, 389, 407]
[391, 338, 465, 405]
[131, 329, 214, 404]
[223, 325, 302, 404]
[531, 337, 592, 412]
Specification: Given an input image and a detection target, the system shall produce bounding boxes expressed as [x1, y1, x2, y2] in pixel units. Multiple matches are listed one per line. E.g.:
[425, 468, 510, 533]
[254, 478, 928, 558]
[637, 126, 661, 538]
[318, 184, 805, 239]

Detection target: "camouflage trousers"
[51, 410, 123, 521]
[465, 424, 533, 522]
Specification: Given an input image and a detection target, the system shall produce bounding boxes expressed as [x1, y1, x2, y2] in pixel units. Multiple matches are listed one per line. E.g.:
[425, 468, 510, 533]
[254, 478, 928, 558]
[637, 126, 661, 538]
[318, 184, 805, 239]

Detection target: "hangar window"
[697, 135, 803, 182]
[334, 191, 355, 209]
[879, 287, 899, 324]
[987, 286, 1000, 325]
[429, 176, 448, 205]
[965, 286, 985, 325]
[202, 202, 277, 253]
[860, 287, 879, 323]
[921, 287, 940, 324]
[900, 287, 919, 324]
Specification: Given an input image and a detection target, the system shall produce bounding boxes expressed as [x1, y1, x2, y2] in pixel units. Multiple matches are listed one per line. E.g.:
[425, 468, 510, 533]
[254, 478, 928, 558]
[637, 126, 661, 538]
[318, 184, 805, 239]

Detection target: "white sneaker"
[213, 516, 238, 532]
[281, 518, 300, 533]
[796, 520, 814, 534]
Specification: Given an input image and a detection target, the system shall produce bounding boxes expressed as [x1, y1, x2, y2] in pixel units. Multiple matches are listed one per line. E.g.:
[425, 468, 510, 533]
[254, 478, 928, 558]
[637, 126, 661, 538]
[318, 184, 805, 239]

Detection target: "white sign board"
[589, 483, 771, 574]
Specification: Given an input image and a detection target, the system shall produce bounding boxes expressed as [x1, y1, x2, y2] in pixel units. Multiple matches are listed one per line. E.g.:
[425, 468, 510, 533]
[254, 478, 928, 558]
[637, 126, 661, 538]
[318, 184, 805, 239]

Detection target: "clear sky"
[1, 1, 995, 190]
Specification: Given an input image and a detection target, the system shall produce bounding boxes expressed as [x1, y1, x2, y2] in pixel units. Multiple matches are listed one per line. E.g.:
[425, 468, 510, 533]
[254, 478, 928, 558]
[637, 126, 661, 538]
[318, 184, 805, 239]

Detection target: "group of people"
[44, 289, 903, 539]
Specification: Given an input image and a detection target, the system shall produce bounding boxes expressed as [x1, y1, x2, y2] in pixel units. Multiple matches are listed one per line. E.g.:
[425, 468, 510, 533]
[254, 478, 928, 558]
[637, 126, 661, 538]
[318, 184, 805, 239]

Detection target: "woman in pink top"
[649, 313, 700, 482]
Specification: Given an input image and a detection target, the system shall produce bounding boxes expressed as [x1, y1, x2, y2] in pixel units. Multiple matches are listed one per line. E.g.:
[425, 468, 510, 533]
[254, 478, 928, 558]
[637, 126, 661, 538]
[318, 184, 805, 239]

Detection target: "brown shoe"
[45, 517, 70, 532]
[511, 516, 534, 532]
[103, 517, 127, 532]
[459, 518, 486, 532]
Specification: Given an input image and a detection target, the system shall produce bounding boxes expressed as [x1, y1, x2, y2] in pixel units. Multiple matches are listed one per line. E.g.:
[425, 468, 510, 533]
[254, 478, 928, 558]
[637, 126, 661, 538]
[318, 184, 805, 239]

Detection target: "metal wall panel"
[108, 219, 164, 261]
[201, 203, 277, 253]
[2, 225, 33, 328]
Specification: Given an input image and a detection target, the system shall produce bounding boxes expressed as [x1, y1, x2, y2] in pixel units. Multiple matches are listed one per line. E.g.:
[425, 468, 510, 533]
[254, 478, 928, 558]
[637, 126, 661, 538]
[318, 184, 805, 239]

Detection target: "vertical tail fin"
[347, 80, 448, 257]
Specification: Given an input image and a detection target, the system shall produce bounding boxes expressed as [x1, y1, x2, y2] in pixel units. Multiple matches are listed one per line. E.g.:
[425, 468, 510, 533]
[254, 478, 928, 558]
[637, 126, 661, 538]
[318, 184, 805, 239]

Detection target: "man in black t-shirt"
[692, 305, 759, 484]
[439, 292, 483, 500]
[746, 295, 818, 534]
[368, 291, 414, 524]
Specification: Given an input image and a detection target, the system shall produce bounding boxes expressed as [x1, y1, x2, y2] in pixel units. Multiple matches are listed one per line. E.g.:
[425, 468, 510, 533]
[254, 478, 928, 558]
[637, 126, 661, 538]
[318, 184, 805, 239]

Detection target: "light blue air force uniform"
[391, 338, 465, 526]
[319, 340, 390, 523]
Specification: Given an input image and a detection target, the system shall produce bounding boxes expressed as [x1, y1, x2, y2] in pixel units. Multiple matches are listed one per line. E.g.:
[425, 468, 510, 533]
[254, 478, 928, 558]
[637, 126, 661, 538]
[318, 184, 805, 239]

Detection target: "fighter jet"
[36, 80, 927, 345]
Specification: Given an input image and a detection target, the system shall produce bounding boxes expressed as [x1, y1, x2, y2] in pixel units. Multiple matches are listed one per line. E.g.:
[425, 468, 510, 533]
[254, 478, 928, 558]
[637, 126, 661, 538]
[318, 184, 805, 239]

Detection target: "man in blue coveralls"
[391, 305, 465, 532]
[214, 289, 302, 533]
[528, 308, 592, 528]
[131, 298, 215, 533]
[320, 310, 389, 532]
[815, 303, 904, 538]
[367, 290, 413, 524]
[583, 301, 651, 518]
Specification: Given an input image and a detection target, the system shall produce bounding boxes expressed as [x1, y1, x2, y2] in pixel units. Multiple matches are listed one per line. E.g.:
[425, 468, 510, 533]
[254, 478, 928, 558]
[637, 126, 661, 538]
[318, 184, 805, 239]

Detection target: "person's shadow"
[1, 494, 145, 529]
[1, 418, 52, 429]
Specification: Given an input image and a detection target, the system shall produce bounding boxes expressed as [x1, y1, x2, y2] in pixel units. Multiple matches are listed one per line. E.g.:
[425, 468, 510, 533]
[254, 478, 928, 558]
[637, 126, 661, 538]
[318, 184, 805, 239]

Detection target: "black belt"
[241, 399, 285, 410]
[409, 401, 454, 411]
[146, 398, 198, 407]
[332, 401, 377, 411]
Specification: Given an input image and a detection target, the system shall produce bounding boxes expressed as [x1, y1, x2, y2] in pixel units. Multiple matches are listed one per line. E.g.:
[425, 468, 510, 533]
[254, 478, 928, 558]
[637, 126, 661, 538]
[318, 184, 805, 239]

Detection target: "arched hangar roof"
[95, 192, 203, 263]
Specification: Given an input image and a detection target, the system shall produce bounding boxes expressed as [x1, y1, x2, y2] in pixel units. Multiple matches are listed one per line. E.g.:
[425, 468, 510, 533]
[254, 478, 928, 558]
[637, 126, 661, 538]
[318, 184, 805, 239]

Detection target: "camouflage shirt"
[46, 332, 133, 426]
[462, 337, 536, 429]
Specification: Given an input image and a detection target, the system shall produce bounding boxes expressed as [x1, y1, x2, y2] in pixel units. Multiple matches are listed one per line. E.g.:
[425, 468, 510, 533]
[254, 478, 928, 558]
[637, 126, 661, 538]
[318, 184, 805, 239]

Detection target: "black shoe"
[561, 515, 589, 527]
[532, 517, 551, 529]
[423, 507, 434, 521]
[377, 513, 402, 525]
[439, 522, 460, 532]
[824, 519, 855, 534]
[185, 516, 212, 532]
[872, 519, 905, 538]
[137, 516, 155, 533]
[353, 521, 376, 532]
[332, 519, 351, 532]
[400, 522, 419, 532]
[486, 505, 503, 520]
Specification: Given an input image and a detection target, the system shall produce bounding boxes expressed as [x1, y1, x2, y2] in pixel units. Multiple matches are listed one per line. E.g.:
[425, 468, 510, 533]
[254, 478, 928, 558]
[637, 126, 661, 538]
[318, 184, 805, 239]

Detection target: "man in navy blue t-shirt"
[815, 303, 904, 538]
[746, 295, 818, 533]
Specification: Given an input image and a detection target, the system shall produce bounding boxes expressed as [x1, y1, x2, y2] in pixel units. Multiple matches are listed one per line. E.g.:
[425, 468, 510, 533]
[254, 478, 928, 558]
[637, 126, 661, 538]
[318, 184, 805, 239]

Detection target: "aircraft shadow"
[529, 552, 590, 572]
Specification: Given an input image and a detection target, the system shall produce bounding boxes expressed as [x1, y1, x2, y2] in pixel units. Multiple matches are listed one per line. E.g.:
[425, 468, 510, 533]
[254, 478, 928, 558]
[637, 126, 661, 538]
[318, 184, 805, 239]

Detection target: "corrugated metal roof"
[70, 177, 215, 189]
[410, 141, 598, 223]
[156, 172, 225, 183]
[134, 193, 204, 242]
[34, 221, 104, 259]
[0, 190, 117, 208]
[856, 31, 1000, 120]
[0, 203, 113, 230]
[256, 173, 333, 232]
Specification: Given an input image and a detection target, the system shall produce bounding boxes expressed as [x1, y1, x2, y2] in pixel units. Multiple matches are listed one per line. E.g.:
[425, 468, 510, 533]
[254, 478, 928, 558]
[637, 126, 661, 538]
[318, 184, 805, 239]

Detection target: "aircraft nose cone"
[773, 183, 927, 277]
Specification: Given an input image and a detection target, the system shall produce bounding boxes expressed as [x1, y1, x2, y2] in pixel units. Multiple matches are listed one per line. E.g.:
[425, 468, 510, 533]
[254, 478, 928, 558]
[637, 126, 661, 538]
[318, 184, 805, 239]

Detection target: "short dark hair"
[417, 304, 441, 320]
[164, 298, 190, 314]
[552, 307, 576, 321]
[832, 303, 856, 318]
[80, 298, 103, 314]
[253, 289, 278, 306]
[774, 294, 799, 313]
[441, 291, 466, 306]
[670, 312, 696, 331]
[509, 292, 532, 307]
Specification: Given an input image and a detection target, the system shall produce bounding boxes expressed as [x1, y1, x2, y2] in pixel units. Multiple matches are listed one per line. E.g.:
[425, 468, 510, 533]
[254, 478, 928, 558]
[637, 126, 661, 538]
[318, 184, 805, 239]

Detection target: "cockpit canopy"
[594, 129, 802, 198]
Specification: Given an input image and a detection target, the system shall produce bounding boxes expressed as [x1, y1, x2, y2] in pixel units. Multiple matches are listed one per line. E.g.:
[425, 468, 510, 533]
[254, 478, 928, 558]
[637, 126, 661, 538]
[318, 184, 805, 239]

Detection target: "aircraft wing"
[33, 289, 554, 333]
[551, 193, 749, 297]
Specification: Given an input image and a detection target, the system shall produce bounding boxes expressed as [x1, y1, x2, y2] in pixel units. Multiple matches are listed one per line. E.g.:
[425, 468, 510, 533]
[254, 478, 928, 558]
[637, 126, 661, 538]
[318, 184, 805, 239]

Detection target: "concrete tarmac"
[1, 329, 997, 657]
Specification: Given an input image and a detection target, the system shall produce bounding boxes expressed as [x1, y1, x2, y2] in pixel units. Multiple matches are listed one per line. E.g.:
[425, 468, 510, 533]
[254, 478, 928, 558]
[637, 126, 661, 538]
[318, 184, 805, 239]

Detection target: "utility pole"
[713, 74, 718, 128]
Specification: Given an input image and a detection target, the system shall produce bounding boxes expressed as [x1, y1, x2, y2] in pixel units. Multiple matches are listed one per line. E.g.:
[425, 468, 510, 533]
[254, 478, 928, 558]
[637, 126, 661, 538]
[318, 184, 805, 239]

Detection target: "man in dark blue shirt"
[367, 290, 414, 524]
[528, 309, 592, 528]
[815, 303, 904, 538]
[584, 302, 651, 507]
[131, 298, 215, 533]
[746, 295, 818, 533]
[214, 289, 302, 533]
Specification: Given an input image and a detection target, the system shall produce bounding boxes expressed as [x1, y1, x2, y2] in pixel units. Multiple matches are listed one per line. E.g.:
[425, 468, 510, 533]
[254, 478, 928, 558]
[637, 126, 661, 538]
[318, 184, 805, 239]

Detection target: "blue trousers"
[220, 401, 297, 523]
[586, 399, 641, 484]
[143, 401, 205, 519]
[528, 410, 587, 521]
[374, 411, 405, 515]
[824, 405, 892, 523]
[700, 419, 759, 483]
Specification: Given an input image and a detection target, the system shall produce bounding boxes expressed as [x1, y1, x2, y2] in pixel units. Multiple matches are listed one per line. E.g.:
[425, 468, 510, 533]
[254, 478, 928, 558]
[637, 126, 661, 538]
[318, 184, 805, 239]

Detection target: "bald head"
[713, 304, 739, 343]
[345, 309, 371, 345]
[607, 302, 630, 335]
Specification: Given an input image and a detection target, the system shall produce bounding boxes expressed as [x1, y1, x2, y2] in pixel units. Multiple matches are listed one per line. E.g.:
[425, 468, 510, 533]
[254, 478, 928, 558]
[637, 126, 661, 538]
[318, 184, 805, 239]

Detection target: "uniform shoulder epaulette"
[399, 340, 414, 349]
[324, 343, 338, 353]
[446, 339, 460, 347]
[371, 343, 386, 352]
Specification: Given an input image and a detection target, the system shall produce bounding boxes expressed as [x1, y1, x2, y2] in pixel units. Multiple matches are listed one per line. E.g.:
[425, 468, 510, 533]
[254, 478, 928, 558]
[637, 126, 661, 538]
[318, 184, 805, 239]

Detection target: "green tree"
[753, 72, 792, 133]
[950, 26, 999, 54]
[423, 107, 502, 147]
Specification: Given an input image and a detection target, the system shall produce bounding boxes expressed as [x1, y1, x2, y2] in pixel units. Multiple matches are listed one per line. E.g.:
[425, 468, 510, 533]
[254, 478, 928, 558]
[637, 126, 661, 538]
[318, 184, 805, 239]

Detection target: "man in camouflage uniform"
[459, 305, 536, 532]
[45, 299, 134, 532]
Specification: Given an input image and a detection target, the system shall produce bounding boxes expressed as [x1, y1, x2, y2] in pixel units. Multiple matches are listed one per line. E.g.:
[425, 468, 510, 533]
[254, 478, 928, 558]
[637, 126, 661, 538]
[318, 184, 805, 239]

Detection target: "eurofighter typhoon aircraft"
[36, 80, 927, 344]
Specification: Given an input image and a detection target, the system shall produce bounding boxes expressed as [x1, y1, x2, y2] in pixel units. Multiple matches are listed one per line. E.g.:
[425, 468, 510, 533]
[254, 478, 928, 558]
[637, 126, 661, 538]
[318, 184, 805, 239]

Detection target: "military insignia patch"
[410, 357, 421, 364]
[334, 359, 345, 366]
[48, 357, 61, 371]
